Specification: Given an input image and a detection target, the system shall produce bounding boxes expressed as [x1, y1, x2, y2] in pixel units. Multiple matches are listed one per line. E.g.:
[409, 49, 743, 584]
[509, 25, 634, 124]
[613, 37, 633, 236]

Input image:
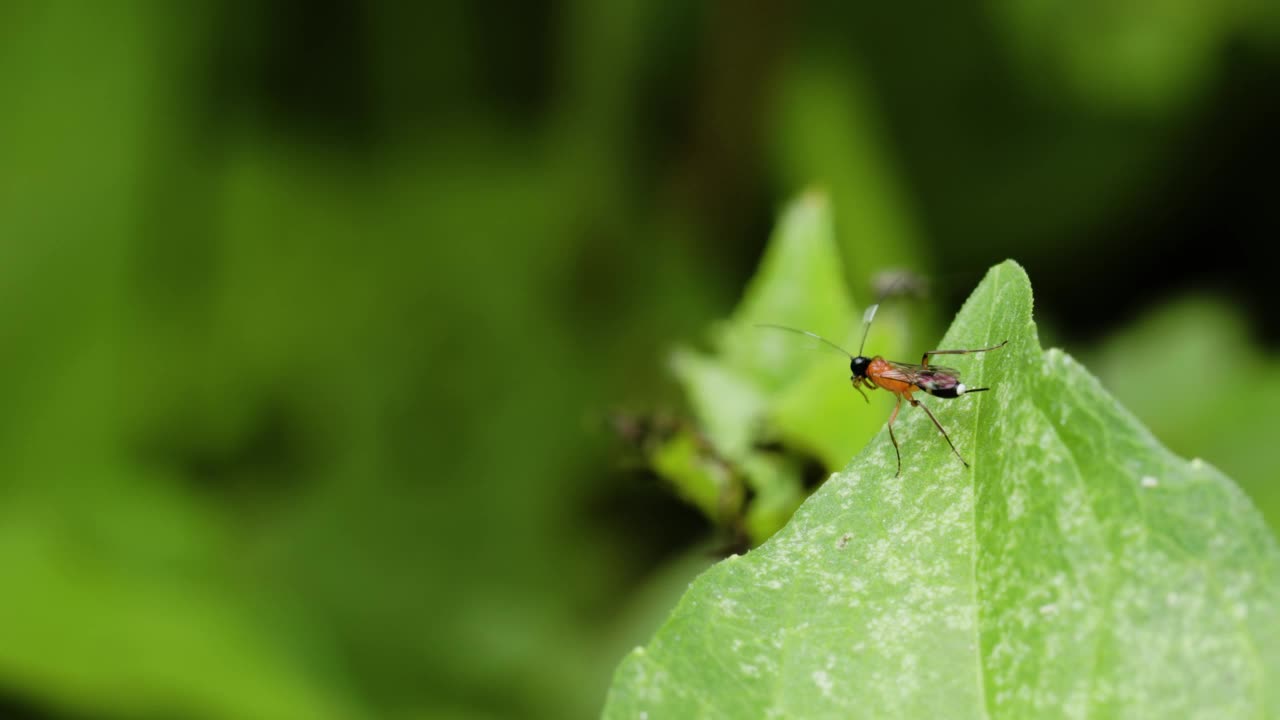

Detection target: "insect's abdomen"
[918, 372, 963, 398]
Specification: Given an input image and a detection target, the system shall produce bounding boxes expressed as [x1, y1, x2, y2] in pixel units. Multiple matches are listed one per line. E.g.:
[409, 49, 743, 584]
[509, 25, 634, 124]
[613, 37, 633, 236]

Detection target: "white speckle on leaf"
[1039, 603, 1058, 616]
[881, 474, 904, 507]
[1007, 489, 1026, 520]
[1141, 475, 1158, 488]
[812, 670, 833, 697]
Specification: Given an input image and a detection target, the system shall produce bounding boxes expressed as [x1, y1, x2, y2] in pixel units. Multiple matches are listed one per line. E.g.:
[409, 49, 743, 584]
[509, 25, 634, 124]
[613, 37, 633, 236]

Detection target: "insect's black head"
[850, 356, 870, 378]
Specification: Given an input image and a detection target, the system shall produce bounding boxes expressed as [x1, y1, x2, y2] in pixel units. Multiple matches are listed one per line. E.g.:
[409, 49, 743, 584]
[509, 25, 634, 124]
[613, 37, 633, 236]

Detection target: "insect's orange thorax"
[866, 356, 915, 396]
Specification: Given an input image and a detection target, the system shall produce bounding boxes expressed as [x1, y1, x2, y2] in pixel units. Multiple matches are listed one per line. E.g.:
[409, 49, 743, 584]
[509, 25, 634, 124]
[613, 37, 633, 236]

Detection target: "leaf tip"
[988, 258, 1029, 284]
[796, 185, 829, 209]
[775, 187, 833, 235]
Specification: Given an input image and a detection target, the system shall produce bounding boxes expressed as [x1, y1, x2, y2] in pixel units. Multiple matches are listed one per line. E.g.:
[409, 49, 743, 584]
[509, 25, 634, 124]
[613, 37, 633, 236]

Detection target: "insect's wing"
[876, 360, 924, 384]
[884, 360, 962, 390]
[885, 359, 961, 376]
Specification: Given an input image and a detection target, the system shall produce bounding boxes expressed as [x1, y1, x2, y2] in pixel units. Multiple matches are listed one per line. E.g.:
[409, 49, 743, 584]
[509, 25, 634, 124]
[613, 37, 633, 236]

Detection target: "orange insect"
[760, 305, 1007, 476]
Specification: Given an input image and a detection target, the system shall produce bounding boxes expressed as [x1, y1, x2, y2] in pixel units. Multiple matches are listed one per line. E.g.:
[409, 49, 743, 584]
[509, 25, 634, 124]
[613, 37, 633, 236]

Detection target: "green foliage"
[3, 3, 1277, 719]
[605, 261, 1280, 718]
[649, 192, 915, 544]
[1088, 297, 1280, 532]
[992, 0, 1280, 112]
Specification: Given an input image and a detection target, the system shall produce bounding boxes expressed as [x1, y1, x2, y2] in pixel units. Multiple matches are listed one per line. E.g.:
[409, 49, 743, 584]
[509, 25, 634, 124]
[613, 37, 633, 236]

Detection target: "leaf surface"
[605, 260, 1280, 719]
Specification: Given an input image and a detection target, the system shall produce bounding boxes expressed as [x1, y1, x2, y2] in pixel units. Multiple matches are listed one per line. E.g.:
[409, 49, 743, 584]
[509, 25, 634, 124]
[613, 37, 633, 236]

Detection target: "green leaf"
[657, 192, 876, 541]
[1086, 297, 1280, 533]
[650, 427, 742, 523]
[717, 189, 857, 393]
[669, 346, 771, 463]
[660, 191, 925, 543]
[604, 260, 1280, 718]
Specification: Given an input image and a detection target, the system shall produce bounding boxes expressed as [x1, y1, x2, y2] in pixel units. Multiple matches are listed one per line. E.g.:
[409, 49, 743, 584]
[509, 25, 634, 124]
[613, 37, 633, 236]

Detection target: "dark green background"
[1, 3, 1277, 718]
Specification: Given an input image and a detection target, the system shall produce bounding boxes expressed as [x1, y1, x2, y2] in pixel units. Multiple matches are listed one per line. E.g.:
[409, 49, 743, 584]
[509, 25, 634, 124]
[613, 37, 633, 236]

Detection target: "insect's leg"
[852, 378, 869, 403]
[887, 395, 903, 477]
[919, 340, 1009, 369]
[910, 398, 968, 467]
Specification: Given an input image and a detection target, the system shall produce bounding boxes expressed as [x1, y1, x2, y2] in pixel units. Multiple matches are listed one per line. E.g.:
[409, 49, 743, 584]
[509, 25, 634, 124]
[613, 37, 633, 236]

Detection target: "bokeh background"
[3, 2, 1279, 719]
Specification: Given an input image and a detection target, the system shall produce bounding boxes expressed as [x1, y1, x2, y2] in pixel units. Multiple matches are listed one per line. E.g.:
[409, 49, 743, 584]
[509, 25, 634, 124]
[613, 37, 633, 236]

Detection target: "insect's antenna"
[856, 303, 880, 357]
[755, 324, 854, 359]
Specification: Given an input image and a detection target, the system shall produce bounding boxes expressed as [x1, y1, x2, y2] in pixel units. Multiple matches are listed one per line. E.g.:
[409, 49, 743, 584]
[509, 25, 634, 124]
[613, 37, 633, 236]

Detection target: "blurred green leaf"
[0, 500, 355, 720]
[650, 427, 741, 523]
[736, 452, 809, 545]
[992, 0, 1280, 112]
[670, 347, 771, 464]
[1088, 297, 1280, 532]
[772, 60, 928, 290]
[605, 261, 1280, 718]
[657, 193, 894, 543]
[717, 191, 857, 391]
